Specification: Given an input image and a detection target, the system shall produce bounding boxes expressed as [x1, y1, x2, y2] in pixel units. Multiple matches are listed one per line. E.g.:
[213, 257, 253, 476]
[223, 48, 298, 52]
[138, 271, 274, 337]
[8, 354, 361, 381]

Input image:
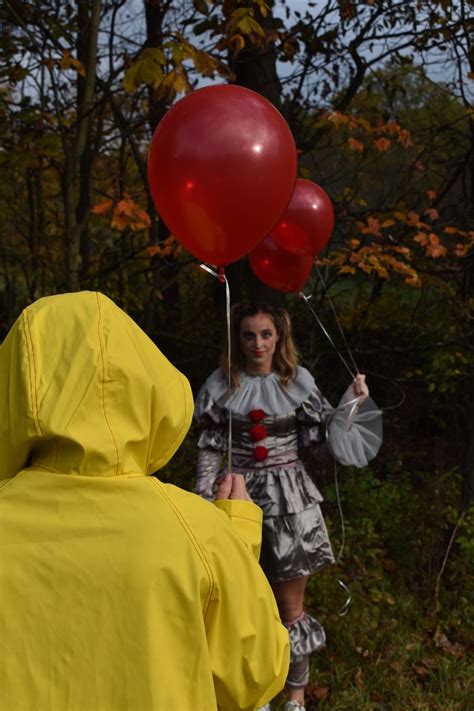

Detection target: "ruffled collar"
[204, 366, 315, 416]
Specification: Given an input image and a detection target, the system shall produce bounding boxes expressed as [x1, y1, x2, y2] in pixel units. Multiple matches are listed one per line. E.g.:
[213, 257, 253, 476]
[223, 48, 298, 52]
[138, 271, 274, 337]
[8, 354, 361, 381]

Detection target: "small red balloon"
[272, 179, 334, 256]
[249, 233, 313, 292]
[147, 85, 297, 266]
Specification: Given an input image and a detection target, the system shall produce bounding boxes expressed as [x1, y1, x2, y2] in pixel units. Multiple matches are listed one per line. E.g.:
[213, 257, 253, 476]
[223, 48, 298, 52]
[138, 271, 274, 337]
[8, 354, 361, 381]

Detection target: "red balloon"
[272, 179, 334, 256]
[249, 233, 313, 292]
[147, 85, 297, 266]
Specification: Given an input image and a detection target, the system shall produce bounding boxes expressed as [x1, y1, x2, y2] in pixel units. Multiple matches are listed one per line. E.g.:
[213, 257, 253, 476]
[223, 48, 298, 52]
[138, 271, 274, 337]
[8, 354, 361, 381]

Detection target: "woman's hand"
[351, 373, 369, 404]
[215, 473, 253, 502]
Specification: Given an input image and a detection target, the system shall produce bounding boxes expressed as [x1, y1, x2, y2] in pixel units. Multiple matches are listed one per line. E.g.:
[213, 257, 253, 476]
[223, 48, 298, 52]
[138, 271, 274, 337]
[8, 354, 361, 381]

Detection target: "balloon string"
[315, 263, 360, 377]
[299, 292, 357, 380]
[199, 264, 233, 472]
[333, 458, 352, 617]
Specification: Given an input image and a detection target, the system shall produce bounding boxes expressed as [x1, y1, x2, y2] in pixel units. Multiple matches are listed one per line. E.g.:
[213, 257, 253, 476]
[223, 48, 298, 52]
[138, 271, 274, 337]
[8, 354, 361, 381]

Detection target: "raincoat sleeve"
[194, 382, 227, 500]
[297, 383, 383, 468]
[204, 499, 290, 710]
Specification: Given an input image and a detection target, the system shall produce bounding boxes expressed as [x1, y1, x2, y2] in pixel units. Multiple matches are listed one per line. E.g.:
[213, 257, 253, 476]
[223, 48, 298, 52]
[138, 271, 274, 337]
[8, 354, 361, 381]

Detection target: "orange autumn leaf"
[111, 195, 151, 231]
[133, 208, 152, 226]
[348, 137, 364, 152]
[146, 245, 161, 257]
[381, 219, 395, 227]
[91, 199, 113, 215]
[424, 207, 439, 221]
[455, 243, 468, 257]
[407, 211, 420, 226]
[373, 137, 391, 152]
[111, 212, 131, 230]
[427, 190, 437, 200]
[414, 232, 429, 245]
[426, 233, 447, 258]
[397, 129, 413, 147]
[327, 111, 350, 126]
[115, 196, 136, 217]
[359, 217, 382, 236]
[443, 226, 459, 234]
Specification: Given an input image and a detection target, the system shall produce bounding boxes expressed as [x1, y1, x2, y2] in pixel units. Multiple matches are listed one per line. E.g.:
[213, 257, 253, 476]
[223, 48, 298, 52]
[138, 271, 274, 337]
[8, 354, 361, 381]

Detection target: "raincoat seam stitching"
[96, 292, 120, 476]
[220, 514, 261, 524]
[23, 309, 43, 436]
[150, 479, 215, 617]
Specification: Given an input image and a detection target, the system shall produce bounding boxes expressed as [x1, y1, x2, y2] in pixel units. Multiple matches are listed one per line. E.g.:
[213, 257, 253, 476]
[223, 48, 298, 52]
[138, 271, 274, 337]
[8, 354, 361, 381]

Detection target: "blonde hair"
[221, 303, 300, 389]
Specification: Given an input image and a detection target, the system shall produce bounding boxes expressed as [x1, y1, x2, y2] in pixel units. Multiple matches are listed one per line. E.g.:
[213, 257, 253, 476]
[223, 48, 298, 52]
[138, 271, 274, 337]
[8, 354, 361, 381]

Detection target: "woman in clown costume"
[195, 302, 382, 710]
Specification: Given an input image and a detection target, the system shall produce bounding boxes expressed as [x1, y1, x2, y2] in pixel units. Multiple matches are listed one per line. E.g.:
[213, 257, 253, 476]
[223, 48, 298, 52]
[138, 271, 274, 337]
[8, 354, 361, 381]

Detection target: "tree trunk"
[223, 0, 286, 308]
[63, 0, 101, 291]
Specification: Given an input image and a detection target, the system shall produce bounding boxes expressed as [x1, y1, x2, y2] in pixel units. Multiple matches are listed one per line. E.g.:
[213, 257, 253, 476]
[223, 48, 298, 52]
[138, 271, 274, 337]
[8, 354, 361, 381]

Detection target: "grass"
[161, 435, 474, 711]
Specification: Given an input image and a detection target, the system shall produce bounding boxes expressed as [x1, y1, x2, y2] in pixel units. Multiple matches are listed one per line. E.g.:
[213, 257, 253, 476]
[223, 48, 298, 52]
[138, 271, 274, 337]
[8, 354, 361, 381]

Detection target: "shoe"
[283, 701, 305, 711]
[257, 705, 271, 711]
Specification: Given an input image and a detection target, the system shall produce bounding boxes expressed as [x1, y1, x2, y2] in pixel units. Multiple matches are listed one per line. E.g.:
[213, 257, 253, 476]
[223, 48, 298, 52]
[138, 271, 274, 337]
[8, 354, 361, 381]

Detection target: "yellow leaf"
[123, 62, 141, 93]
[192, 50, 218, 77]
[59, 52, 86, 77]
[139, 58, 164, 89]
[123, 50, 165, 92]
[339, 265, 356, 274]
[173, 69, 192, 95]
[381, 219, 395, 227]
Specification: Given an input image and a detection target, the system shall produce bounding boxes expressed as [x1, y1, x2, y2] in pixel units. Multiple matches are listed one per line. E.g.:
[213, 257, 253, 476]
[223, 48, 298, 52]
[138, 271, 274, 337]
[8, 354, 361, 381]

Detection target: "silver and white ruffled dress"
[195, 366, 382, 661]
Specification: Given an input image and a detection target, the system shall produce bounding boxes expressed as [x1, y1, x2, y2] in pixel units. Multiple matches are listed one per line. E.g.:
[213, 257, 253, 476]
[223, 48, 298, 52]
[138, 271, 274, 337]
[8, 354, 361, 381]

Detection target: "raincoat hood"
[0, 291, 193, 479]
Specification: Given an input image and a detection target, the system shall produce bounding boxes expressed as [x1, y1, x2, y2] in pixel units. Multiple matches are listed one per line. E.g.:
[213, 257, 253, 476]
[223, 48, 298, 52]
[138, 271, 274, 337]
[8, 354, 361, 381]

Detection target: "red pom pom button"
[249, 409, 266, 422]
[252, 445, 268, 462]
[249, 424, 267, 442]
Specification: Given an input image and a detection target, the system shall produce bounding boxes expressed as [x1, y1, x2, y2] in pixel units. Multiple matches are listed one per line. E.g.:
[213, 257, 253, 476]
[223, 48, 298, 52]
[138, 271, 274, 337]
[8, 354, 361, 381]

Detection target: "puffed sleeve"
[296, 385, 334, 450]
[194, 380, 227, 500]
[297, 384, 382, 468]
[326, 388, 383, 467]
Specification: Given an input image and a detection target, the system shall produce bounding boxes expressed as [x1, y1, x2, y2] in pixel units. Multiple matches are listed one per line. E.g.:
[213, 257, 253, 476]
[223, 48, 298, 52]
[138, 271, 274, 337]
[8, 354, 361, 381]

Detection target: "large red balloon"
[272, 179, 334, 256]
[249, 233, 313, 292]
[147, 85, 297, 266]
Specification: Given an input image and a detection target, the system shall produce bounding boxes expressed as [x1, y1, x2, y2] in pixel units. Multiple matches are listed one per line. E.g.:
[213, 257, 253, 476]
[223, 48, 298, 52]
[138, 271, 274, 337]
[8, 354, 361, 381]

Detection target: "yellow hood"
[0, 291, 193, 479]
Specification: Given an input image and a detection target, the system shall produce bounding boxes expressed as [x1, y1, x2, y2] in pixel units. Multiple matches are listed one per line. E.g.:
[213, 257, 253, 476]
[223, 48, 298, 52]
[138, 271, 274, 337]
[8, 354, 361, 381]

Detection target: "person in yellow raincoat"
[0, 291, 289, 711]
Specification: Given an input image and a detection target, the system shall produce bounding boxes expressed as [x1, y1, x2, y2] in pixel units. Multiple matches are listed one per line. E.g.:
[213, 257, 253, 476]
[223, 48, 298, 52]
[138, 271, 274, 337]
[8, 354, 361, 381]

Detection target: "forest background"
[1, 0, 473, 708]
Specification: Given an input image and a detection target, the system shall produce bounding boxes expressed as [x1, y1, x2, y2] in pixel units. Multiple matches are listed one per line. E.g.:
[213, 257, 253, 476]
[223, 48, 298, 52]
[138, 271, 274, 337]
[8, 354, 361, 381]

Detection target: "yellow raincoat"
[0, 292, 289, 711]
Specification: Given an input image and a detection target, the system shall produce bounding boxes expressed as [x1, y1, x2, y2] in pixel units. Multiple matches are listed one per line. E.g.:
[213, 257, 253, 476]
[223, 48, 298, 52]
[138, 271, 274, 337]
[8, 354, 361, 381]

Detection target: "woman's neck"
[244, 364, 274, 376]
